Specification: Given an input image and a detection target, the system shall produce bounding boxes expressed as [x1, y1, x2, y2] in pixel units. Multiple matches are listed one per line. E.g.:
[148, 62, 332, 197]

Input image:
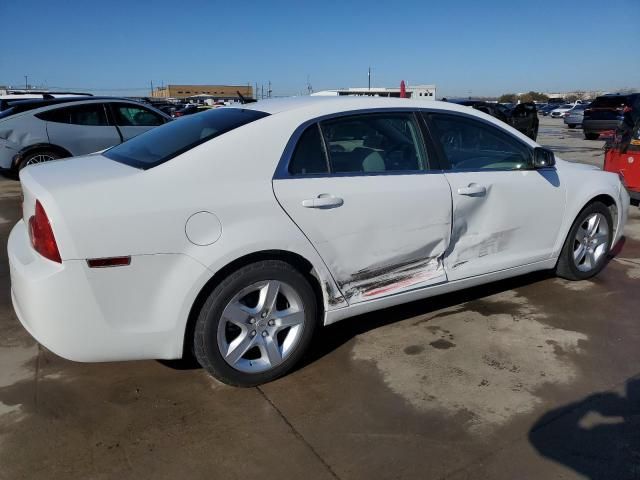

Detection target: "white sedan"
[8, 97, 629, 386]
[550, 104, 577, 118]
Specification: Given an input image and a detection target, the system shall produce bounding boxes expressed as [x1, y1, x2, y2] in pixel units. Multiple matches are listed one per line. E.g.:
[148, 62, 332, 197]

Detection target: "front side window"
[320, 113, 427, 173]
[112, 103, 164, 126]
[104, 108, 269, 169]
[37, 103, 109, 126]
[427, 113, 531, 170]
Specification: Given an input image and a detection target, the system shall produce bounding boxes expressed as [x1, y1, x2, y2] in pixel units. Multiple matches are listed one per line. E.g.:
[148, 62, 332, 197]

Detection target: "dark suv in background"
[451, 100, 539, 140]
[583, 93, 640, 140]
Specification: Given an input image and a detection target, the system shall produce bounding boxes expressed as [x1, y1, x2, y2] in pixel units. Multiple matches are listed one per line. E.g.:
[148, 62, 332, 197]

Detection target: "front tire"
[584, 132, 599, 140]
[568, 124, 576, 129]
[193, 260, 318, 387]
[556, 202, 613, 280]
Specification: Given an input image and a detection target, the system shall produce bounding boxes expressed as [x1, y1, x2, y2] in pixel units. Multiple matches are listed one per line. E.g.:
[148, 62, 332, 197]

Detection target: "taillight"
[623, 106, 632, 113]
[28, 200, 61, 263]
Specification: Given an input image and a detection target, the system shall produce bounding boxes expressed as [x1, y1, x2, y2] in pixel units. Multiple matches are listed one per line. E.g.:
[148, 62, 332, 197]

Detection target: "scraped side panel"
[273, 174, 453, 305]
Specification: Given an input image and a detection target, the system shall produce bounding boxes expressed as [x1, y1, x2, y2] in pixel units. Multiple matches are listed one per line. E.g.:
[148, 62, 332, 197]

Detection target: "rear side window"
[289, 125, 328, 175]
[104, 108, 269, 169]
[37, 104, 109, 126]
[320, 113, 427, 173]
[112, 103, 164, 126]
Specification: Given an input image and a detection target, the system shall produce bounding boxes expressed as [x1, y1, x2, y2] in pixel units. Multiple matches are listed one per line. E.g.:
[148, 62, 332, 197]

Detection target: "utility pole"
[150, 80, 154, 97]
[368, 67, 371, 91]
[24, 75, 28, 90]
[255, 82, 258, 100]
[268, 81, 272, 98]
[261, 84, 264, 99]
[307, 75, 313, 95]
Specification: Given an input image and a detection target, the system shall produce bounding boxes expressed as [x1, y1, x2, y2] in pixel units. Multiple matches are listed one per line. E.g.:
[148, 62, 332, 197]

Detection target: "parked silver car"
[564, 104, 589, 129]
[0, 98, 171, 173]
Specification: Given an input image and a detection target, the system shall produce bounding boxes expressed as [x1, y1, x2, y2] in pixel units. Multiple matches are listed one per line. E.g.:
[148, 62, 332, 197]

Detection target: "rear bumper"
[8, 220, 209, 362]
[583, 119, 622, 133]
[564, 117, 583, 125]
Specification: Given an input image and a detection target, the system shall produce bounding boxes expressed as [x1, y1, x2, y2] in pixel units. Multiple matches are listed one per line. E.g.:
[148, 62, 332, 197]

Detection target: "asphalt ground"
[1, 115, 639, 480]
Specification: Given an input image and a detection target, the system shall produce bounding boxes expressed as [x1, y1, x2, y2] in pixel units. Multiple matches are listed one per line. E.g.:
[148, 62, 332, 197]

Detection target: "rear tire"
[18, 150, 61, 170]
[584, 132, 599, 140]
[193, 260, 318, 387]
[555, 202, 613, 280]
[568, 124, 576, 129]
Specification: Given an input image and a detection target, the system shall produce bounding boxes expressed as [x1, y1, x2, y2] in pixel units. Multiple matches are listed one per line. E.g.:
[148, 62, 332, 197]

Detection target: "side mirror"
[533, 147, 556, 168]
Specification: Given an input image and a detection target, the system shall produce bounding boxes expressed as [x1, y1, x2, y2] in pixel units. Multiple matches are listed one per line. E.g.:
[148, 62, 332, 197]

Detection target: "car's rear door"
[273, 111, 452, 304]
[423, 111, 565, 281]
[40, 103, 121, 155]
[108, 102, 167, 141]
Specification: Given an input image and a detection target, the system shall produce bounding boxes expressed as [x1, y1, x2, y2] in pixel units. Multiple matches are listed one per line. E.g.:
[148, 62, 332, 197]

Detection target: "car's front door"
[109, 102, 166, 141]
[424, 112, 566, 281]
[44, 103, 121, 155]
[273, 111, 452, 304]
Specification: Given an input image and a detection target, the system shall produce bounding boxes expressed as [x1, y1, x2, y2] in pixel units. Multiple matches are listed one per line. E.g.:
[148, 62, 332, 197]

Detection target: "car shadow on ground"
[160, 238, 628, 374]
[300, 237, 627, 370]
[529, 375, 640, 480]
[300, 269, 554, 369]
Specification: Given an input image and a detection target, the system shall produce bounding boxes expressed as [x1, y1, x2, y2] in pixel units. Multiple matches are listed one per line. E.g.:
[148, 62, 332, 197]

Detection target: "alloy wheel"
[216, 280, 306, 373]
[25, 154, 55, 166]
[573, 212, 610, 272]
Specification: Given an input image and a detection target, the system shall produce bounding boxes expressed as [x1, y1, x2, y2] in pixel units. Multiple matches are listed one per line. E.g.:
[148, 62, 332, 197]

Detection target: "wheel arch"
[13, 143, 73, 170]
[554, 192, 619, 261]
[180, 249, 327, 359]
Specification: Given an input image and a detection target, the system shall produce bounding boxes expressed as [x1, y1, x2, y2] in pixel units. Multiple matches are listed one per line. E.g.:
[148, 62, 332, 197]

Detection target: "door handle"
[457, 183, 487, 196]
[302, 194, 344, 209]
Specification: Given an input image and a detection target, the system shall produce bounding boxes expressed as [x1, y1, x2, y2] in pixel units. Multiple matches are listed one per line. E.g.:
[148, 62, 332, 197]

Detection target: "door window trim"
[274, 108, 442, 180]
[421, 110, 540, 172]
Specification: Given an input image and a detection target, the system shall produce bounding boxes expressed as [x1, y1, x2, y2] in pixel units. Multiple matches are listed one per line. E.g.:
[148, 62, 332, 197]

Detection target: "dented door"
[273, 112, 452, 304]
[426, 112, 565, 281]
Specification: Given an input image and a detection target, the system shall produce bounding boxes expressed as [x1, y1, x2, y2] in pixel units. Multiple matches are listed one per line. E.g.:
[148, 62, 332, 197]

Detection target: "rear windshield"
[104, 108, 269, 169]
[590, 95, 632, 108]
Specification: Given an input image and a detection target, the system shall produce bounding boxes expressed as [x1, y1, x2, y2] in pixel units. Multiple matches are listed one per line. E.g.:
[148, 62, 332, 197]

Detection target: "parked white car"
[8, 97, 629, 386]
[550, 104, 577, 118]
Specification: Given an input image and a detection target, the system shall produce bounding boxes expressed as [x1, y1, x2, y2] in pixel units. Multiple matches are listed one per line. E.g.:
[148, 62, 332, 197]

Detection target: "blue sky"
[1, 0, 638, 98]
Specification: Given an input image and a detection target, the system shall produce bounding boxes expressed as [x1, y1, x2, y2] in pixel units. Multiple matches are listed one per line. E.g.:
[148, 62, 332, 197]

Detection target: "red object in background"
[603, 120, 640, 204]
[400, 80, 406, 98]
[604, 148, 640, 202]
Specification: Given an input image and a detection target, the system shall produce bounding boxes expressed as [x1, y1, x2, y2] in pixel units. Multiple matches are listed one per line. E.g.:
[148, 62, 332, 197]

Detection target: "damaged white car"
[8, 97, 629, 386]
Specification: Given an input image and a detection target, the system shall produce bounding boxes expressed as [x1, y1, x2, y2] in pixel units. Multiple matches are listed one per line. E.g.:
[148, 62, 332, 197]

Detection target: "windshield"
[104, 108, 269, 169]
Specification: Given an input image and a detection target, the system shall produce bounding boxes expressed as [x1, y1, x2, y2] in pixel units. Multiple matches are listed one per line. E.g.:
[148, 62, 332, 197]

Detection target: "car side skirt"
[324, 258, 557, 325]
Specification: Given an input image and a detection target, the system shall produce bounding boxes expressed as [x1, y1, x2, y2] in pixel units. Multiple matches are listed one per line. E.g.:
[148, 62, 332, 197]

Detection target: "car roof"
[0, 97, 170, 120]
[5, 96, 136, 110]
[239, 96, 478, 117]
